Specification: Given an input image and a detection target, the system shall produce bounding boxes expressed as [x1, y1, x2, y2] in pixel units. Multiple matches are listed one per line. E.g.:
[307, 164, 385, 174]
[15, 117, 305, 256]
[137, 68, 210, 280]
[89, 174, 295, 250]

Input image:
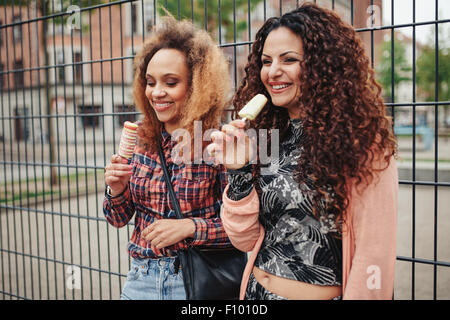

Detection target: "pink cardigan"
[221, 157, 398, 300]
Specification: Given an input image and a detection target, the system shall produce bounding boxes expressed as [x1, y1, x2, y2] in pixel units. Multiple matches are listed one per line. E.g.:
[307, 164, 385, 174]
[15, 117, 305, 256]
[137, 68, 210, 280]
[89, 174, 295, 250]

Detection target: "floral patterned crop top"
[226, 119, 342, 286]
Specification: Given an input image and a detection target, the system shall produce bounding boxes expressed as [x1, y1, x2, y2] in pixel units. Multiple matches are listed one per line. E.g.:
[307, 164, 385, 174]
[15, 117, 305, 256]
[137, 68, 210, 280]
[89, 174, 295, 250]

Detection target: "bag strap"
[157, 140, 184, 220]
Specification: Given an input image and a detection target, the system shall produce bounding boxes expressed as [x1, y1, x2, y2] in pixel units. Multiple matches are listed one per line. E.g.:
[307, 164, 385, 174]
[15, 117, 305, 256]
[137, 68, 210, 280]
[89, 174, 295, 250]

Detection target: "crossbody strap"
[157, 141, 184, 220]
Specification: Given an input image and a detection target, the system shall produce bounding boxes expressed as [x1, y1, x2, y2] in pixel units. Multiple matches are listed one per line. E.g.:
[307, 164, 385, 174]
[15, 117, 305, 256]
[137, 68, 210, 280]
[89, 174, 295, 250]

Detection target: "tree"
[156, 0, 263, 42]
[416, 27, 450, 127]
[35, 0, 104, 184]
[376, 33, 412, 102]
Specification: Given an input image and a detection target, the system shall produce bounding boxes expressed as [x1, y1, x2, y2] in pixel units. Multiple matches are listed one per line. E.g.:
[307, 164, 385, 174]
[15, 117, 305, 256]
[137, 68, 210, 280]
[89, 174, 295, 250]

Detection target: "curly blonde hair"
[133, 16, 231, 152]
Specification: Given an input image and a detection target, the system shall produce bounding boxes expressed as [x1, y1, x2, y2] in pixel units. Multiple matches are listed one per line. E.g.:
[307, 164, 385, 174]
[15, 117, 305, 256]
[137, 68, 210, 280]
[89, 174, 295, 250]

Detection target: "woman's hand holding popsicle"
[207, 119, 255, 170]
[206, 94, 267, 170]
[104, 154, 133, 196]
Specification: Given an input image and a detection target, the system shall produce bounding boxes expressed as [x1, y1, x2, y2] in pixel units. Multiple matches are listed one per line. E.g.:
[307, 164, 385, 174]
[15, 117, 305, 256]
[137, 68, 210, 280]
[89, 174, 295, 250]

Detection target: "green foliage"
[156, 0, 263, 42]
[376, 34, 412, 101]
[416, 27, 450, 127]
[416, 46, 450, 102]
[416, 28, 450, 102]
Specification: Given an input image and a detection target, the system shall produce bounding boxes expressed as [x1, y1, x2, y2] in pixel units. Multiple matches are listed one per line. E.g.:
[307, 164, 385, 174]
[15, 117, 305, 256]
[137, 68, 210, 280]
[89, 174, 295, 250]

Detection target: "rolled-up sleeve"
[221, 185, 262, 252]
[103, 185, 136, 228]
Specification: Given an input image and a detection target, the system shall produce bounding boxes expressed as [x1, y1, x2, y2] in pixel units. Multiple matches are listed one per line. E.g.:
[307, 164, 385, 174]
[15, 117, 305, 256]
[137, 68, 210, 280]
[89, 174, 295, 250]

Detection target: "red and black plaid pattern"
[103, 130, 231, 259]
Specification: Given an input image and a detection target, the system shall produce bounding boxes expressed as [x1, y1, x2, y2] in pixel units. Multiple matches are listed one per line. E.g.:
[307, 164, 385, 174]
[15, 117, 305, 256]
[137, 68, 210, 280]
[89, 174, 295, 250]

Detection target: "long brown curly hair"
[133, 15, 231, 153]
[233, 2, 397, 233]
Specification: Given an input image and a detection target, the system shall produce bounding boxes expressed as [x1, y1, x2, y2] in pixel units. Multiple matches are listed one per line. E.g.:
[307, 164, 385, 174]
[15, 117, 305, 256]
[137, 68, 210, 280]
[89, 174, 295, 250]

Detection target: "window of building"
[13, 15, 22, 42]
[0, 62, 4, 90]
[73, 52, 82, 83]
[78, 105, 101, 128]
[14, 107, 30, 141]
[131, 3, 138, 35]
[144, 2, 153, 33]
[13, 60, 24, 88]
[56, 50, 65, 83]
[115, 105, 137, 125]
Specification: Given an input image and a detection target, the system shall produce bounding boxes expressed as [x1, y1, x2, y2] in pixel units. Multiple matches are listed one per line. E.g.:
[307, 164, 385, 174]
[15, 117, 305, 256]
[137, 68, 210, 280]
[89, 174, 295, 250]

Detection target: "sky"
[382, 0, 450, 46]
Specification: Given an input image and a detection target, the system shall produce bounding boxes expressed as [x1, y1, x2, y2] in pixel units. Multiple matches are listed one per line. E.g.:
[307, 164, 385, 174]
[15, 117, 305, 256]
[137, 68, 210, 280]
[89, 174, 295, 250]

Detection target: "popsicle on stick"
[118, 121, 138, 159]
[238, 94, 268, 121]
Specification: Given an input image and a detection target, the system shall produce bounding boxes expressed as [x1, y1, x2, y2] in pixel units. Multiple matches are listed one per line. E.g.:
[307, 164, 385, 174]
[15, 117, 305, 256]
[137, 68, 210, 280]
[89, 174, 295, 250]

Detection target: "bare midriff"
[252, 266, 342, 300]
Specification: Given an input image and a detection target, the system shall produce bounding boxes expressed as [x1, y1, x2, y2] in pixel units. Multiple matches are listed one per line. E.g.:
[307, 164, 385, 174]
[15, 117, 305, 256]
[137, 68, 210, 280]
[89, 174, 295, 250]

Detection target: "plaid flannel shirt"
[103, 129, 231, 259]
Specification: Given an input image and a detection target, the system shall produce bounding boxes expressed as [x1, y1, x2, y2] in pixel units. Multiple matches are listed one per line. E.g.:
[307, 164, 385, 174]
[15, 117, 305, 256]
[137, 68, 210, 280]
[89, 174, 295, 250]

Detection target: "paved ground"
[1, 184, 449, 300]
[395, 185, 450, 299]
[1, 135, 449, 299]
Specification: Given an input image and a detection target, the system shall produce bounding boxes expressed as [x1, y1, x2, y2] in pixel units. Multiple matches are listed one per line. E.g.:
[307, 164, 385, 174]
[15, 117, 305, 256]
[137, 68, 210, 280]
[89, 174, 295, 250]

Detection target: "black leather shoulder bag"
[157, 142, 247, 300]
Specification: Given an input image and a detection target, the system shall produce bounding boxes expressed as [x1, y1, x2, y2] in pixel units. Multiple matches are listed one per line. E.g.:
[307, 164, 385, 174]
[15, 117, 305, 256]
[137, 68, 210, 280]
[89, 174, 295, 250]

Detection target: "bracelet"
[106, 185, 113, 197]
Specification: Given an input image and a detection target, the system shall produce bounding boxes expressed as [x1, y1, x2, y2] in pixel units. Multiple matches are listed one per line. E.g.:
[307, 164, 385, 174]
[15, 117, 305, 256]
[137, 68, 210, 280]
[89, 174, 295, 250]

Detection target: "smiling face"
[260, 27, 304, 119]
[145, 48, 190, 133]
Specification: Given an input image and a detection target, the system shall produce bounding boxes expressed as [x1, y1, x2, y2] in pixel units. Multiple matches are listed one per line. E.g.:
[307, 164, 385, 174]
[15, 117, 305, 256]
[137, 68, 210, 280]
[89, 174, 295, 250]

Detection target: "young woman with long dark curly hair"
[103, 16, 233, 300]
[208, 2, 398, 300]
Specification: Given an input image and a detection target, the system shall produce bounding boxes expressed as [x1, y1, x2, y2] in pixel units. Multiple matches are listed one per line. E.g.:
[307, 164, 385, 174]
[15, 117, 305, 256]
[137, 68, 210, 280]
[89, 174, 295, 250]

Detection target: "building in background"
[0, 0, 384, 145]
[0, 1, 151, 145]
[234, 0, 384, 87]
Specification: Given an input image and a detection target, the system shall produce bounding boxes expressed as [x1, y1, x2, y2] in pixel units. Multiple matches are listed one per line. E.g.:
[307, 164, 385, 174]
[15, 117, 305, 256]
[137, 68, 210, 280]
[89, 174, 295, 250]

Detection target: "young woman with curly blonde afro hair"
[103, 16, 236, 300]
[133, 16, 231, 153]
[210, 2, 399, 300]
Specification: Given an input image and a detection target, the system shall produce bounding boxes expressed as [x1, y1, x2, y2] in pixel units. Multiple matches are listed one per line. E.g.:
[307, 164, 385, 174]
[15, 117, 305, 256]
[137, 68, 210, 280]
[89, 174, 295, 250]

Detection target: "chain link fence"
[1, 0, 449, 300]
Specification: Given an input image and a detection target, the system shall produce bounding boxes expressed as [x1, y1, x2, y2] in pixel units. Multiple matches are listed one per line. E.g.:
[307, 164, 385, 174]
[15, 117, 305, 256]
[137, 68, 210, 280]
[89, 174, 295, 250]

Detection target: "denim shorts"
[120, 256, 186, 300]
